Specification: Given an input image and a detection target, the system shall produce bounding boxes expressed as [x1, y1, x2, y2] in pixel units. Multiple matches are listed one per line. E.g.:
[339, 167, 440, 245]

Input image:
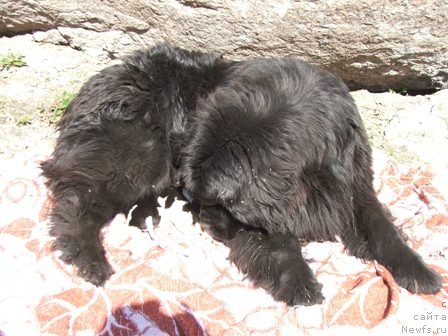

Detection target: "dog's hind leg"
[351, 144, 442, 294]
[50, 191, 116, 286]
[341, 203, 396, 261]
[228, 231, 324, 306]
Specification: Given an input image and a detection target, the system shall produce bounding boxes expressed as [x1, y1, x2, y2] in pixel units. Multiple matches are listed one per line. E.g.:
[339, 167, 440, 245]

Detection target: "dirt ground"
[1, 34, 447, 175]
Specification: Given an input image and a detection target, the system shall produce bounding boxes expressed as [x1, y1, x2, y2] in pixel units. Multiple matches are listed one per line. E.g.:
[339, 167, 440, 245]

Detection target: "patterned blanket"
[0, 149, 446, 336]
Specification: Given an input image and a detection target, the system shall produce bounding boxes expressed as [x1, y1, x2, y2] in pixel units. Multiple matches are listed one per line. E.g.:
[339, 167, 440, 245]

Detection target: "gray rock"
[1, 0, 447, 91]
[0, 34, 112, 159]
[352, 89, 448, 173]
[1, 35, 447, 176]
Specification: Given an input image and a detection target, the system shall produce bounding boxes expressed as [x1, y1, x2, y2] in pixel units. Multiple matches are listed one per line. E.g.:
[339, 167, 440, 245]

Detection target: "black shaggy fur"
[41, 45, 231, 285]
[181, 58, 442, 306]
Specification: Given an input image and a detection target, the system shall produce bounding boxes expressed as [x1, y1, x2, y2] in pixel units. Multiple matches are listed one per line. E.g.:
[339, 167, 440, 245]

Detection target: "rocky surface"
[1, 34, 447, 175]
[1, 0, 447, 91]
[353, 90, 448, 173]
[0, 35, 112, 159]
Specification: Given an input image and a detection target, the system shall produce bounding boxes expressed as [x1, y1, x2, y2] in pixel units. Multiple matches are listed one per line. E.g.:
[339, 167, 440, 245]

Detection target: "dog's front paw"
[75, 256, 114, 286]
[392, 256, 442, 294]
[129, 215, 149, 231]
[271, 267, 325, 306]
[54, 236, 113, 286]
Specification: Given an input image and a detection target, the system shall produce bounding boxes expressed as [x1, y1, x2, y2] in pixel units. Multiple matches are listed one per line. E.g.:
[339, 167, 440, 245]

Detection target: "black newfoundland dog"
[42, 45, 441, 306]
[181, 58, 442, 305]
[41, 45, 231, 286]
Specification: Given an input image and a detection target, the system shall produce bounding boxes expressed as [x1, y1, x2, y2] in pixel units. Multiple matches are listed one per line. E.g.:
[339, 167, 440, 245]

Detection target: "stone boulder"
[1, 0, 447, 91]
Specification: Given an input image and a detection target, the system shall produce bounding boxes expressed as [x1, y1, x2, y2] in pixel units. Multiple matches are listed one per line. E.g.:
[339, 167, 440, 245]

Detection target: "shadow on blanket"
[100, 299, 207, 336]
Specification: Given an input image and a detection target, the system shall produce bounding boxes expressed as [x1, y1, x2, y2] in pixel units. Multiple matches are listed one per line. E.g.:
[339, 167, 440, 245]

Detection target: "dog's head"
[181, 137, 250, 206]
[180, 88, 294, 209]
[180, 60, 313, 221]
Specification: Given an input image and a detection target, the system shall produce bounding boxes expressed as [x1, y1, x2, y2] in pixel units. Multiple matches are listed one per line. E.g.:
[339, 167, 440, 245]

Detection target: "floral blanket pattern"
[0, 149, 447, 336]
